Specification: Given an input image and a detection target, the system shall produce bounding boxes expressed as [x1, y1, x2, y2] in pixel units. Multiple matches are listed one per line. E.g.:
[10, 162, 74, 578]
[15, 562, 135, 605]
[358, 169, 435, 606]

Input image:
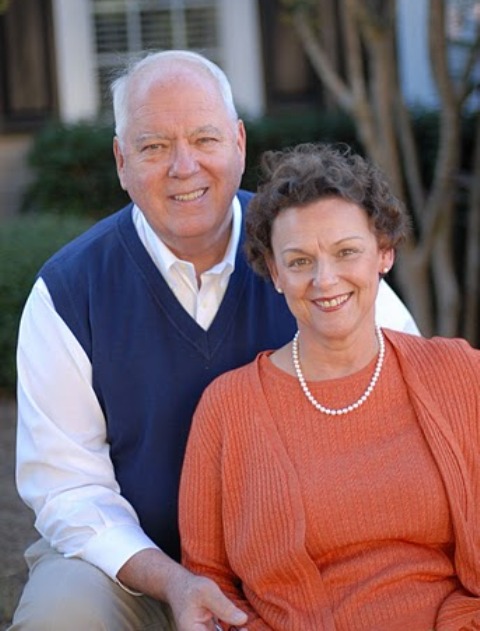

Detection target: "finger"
[204, 588, 248, 627]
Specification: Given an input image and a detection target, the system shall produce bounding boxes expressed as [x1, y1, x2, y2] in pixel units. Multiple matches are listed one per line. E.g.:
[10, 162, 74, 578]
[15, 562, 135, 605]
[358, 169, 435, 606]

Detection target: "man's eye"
[197, 137, 218, 145]
[142, 143, 166, 152]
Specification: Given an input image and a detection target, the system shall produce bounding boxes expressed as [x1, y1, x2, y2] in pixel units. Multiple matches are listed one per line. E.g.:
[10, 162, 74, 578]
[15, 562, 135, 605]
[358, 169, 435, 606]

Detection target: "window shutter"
[91, 0, 220, 112]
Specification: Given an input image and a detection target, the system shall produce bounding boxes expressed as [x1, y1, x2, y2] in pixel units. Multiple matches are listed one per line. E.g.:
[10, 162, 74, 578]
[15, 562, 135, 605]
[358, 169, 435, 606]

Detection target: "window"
[447, 0, 480, 109]
[91, 0, 220, 112]
[0, 0, 56, 130]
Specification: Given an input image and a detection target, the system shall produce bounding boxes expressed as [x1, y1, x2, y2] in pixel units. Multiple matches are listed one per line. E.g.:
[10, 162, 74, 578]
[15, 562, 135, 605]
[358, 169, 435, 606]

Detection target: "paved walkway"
[0, 398, 36, 630]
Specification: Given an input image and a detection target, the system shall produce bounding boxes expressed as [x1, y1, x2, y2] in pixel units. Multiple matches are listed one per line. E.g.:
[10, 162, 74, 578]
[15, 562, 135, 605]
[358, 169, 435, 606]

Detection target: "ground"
[0, 398, 37, 630]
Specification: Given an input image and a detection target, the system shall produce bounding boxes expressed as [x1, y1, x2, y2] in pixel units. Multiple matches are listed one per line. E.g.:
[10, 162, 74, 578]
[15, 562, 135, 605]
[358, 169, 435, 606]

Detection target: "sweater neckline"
[115, 204, 251, 355]
[258, 348, 382, 389]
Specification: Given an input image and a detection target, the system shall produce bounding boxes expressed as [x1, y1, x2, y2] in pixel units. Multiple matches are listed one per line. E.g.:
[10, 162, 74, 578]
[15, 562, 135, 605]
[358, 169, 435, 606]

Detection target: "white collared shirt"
[133, 200, 241, 329]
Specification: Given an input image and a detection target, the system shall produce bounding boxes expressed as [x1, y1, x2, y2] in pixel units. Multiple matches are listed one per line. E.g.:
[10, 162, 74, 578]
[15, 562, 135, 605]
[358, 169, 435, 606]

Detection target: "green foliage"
[242, 109, 359, 190]
[21, 121, 130, 219]
[244, 109, 477, 192]
[0, 214, 95, 395]
[279, 0, 317, 14]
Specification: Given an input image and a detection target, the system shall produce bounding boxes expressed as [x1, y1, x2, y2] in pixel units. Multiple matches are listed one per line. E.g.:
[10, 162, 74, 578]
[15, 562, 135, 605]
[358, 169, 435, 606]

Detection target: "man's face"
[114, 65, 246, 260]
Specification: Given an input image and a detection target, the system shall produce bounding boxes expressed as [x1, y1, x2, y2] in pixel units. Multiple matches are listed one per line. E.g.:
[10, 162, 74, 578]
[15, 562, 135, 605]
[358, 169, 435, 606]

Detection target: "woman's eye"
[288, 258, 309, 268]
[339, 248, 357, 257]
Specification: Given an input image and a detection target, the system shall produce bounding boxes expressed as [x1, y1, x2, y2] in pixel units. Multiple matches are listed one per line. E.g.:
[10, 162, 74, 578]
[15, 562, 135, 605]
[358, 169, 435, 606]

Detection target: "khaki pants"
[9, 539, 176, 630]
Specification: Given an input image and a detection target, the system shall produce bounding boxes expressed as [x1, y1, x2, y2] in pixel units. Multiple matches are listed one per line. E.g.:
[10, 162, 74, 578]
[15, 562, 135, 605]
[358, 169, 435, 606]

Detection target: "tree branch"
[458, 30, 480, 104]
[464, 113, 480, 343]
[291, 10, 353, 111]
[429, 0, 456, 108]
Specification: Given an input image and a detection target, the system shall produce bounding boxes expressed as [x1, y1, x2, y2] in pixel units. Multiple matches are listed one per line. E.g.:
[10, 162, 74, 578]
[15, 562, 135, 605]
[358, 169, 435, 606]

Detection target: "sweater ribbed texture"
[180, 330, 480, 630]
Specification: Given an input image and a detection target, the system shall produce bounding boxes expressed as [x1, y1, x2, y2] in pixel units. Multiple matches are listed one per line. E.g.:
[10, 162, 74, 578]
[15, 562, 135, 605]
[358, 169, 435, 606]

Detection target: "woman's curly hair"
[245, 143, 410, 279]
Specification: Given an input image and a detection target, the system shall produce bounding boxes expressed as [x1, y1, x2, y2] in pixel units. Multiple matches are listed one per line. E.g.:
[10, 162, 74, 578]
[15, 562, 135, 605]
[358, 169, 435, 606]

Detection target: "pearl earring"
[382, 267, 390, 274]
[276, 286, 283, 294]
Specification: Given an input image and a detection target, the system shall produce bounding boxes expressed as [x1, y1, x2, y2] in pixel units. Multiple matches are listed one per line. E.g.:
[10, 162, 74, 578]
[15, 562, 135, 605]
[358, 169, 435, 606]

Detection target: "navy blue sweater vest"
[39, 191, 296, 561]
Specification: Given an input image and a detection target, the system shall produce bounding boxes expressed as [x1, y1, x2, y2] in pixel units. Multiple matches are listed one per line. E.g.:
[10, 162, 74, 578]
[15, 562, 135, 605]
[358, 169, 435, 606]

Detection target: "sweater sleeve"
[388, 333, 480, 629]
[179, 385, 269, 629]
[436, 589, 480, 630]
[180, 362, 338, 630]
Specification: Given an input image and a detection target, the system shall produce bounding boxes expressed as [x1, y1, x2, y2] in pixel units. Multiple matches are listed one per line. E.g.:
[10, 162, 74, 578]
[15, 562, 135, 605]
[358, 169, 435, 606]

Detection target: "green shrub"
[21, 121, 130, 219]
[0, 214, 95, 395]
[242, 109, 359, 190]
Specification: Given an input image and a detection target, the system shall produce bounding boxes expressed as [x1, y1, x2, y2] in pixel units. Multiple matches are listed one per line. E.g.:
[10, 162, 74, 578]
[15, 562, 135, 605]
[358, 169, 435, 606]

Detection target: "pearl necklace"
[291, 326, 385, 416]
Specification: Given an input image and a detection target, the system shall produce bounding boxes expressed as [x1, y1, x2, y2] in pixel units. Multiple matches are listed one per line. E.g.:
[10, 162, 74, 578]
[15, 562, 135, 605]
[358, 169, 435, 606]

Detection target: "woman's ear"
[266, 255, 280, 291]
[380, 248, 395, 275]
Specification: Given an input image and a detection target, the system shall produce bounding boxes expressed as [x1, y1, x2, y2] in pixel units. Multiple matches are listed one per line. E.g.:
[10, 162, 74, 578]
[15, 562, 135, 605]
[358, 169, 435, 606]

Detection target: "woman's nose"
[312, 260, 337, 287]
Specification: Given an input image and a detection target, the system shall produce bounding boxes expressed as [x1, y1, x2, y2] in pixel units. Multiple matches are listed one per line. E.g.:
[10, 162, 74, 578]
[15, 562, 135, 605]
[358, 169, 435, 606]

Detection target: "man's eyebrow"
[134, 126, 223, 144]
[136, 132, 169, 142]
[191, 125, 223, 135]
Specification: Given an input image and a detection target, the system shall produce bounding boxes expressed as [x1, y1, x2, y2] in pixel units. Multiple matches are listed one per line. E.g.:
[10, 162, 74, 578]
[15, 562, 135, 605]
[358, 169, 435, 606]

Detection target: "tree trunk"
[464, 113, 480, 344]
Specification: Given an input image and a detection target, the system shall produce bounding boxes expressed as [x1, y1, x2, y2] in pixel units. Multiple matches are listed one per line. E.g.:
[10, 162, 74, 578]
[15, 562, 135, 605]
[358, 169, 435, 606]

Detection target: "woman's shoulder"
[384, 328, 477, 353]
[384, 328, 480, 377]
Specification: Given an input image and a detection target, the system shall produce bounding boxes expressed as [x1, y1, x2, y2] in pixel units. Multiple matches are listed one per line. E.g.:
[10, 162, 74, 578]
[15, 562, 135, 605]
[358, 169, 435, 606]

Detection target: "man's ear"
[113, 137, 128, 191]
[237, 119, 247, 174]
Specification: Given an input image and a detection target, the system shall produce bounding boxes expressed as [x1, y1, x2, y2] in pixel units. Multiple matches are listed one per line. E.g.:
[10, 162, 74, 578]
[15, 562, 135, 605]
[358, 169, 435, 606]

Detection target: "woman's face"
[268, 196, 394, 346]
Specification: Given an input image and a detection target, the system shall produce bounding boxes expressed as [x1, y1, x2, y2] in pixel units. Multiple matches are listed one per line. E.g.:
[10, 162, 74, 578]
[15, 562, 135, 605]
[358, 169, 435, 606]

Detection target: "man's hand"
[164, 563, 247, 631]
[117, 548, 247, 630]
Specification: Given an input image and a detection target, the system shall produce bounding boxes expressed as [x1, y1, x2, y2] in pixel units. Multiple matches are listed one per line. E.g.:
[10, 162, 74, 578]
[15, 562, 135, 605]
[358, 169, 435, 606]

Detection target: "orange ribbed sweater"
[179, 330, 480, 631]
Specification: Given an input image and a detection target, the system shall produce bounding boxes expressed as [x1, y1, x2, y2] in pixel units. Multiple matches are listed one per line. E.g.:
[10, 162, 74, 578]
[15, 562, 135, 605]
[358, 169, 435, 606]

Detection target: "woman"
[179, 143, 480, 630]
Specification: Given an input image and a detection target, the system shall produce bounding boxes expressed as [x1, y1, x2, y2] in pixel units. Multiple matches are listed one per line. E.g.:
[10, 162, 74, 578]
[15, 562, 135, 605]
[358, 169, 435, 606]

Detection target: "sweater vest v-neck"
[39, 191, 296, 560]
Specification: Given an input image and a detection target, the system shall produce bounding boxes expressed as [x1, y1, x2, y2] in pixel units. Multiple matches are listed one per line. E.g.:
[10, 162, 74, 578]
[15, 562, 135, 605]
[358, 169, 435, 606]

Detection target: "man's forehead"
[132, 62, 216, 94]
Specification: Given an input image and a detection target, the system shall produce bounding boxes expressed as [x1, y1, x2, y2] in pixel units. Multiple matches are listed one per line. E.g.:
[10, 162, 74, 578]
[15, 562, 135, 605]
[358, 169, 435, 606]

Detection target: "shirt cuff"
[75, 523, 160, 580]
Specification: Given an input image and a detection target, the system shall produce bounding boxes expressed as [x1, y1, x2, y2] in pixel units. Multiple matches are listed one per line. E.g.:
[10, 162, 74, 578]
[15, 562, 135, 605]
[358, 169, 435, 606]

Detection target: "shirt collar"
[132, 196, 242, 279]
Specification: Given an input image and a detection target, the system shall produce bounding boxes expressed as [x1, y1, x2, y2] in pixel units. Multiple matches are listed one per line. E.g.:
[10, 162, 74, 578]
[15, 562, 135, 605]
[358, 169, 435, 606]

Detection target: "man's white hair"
[111, 50, 239, 141]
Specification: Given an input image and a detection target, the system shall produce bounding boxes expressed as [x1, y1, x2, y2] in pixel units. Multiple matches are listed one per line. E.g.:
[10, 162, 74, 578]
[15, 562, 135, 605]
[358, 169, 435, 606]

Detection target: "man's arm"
[16, 278, 247, 629]
[117, 548, 248, 630]
[16, 278, 156, 578]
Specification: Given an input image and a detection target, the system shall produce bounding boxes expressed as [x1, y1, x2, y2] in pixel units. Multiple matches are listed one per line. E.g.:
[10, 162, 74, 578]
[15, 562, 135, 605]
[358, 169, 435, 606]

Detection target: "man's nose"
[168, 143, 199, 178]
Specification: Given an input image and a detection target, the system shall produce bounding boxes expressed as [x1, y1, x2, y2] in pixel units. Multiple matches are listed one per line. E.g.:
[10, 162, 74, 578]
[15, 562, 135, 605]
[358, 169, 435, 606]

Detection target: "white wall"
[51, 0, 98, 122]
[218, 0, 266, 119]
